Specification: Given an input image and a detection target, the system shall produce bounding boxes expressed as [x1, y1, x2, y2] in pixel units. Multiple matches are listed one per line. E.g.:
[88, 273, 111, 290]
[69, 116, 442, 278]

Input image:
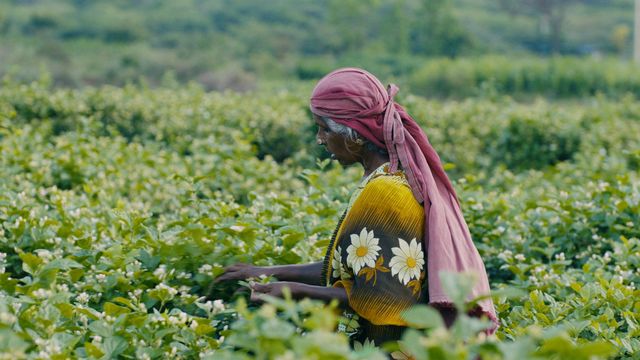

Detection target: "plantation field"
[0, 81, 639, 359]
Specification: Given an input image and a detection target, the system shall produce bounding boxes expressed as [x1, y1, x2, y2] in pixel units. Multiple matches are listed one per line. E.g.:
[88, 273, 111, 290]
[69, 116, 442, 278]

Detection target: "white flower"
[389, 238, 425, 285]
[471, 203, 484, 211]
[515, 254, 526, 262]
[33, 289, 52, 299]
[346, 228, 381, 275]
[198, 264, 213, 275]
[154, 265, 167, 279]
[497, 250, 513, 261]
[353, 338, 376, 351]
[332, 246, 342, 279]
[35, 249, 53, 261]
[0, 312, 16, 324]
[155, 283, 178, 296]
[230, 225, 245, 232]
[332, 246, 351, 280]
[213, 299, 225, 312]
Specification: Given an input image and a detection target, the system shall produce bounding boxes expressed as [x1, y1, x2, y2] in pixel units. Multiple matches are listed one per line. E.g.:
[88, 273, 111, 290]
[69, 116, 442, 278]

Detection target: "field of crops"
[0, 80, 639, 359]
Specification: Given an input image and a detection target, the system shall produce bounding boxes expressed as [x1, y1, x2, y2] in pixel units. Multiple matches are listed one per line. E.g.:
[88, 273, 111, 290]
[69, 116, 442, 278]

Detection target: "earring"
[355, 138, 364, 145]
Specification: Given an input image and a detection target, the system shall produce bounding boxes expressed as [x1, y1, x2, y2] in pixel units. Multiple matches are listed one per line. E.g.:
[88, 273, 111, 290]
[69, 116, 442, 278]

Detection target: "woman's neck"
[361, 152, 390, 178]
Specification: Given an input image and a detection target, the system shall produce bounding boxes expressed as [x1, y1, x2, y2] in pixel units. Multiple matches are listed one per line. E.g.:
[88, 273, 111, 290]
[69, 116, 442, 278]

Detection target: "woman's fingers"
[213, 270, 238, 283]
[213, 263, 252, 283]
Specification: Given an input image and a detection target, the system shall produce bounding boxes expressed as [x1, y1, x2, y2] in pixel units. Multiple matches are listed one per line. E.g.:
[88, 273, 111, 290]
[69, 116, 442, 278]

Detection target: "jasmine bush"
[0, 81, 637, 359]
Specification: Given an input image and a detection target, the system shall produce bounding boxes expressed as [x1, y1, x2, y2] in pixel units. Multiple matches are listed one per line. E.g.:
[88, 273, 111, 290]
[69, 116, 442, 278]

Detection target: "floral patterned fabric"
[321, 164, 427, 345]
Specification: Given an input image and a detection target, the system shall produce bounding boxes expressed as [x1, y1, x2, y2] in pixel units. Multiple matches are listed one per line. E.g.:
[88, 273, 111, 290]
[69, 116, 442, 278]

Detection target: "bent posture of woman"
[215, 68, 498, 345]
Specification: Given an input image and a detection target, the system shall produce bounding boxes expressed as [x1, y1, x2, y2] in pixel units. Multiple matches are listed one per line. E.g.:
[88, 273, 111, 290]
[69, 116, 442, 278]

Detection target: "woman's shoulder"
[346, 166, 424, 235]
[366, 164, 411, 191]
[356, 168, 422, 213]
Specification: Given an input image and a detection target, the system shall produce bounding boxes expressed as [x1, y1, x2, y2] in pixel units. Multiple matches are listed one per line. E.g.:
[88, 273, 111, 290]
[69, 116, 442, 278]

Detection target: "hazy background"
[0, 0, 636, 97]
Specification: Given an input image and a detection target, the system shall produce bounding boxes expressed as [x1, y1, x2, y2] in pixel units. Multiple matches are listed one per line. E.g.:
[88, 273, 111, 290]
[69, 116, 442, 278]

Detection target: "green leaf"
[102, 336, 127, 359]
[103, 302, 131, 317]
[498, 337, 536, 360]
[88, 320, 113, 337]
[55, 303, 75, 318]
[69, 268, 84, 282]
[137, 249, 160, 270]
[19, 252, 42, 274]
[401, 305, 444, 330]
[195, 324, 215, 336]
[282, 232, 304, 248]
[35, 267, 59, 288]
[84, 342, 104, 358]
[0, 329, 28, 354]
[42, 258, 83, 271]
[538, 335, 574, 354]
[577, 341, 617, 357]
[399, 329, 428, 360]
[260, 319, 295, 339]
[76, 307, 101, 321]
[111, 297, 134, 309]
[0, 273, 18, 292]
[438, 271, 477, 310]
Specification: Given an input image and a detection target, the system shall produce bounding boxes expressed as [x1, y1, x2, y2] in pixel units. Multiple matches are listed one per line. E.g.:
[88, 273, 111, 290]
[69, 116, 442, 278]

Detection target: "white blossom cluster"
[0, 252, 6, 274]
[154, 283, 178, 296]
[34, 338, 61, 360]
[497, 250, 513, 261]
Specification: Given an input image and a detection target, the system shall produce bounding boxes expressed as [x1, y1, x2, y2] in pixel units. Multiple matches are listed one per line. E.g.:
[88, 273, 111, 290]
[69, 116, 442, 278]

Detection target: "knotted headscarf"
[310, 68, 498, 332]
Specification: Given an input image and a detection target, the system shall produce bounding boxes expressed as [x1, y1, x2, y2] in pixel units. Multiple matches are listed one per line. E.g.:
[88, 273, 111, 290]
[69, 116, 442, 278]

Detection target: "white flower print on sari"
[346, 228, 381, 274]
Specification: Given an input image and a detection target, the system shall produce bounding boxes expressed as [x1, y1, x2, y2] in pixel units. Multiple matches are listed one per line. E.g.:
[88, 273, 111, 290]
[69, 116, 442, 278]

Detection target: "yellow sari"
[322, 163, 427, 346]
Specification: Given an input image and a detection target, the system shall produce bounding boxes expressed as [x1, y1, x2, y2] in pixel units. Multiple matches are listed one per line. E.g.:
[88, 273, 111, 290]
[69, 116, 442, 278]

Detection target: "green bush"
[487, 113, 582, 170]
[409, 56, 640, 99]
[0, 81, 638, 358]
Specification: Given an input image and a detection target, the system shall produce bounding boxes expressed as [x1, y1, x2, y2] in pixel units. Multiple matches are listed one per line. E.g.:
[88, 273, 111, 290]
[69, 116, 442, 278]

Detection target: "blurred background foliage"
[0, 0, 636, 96]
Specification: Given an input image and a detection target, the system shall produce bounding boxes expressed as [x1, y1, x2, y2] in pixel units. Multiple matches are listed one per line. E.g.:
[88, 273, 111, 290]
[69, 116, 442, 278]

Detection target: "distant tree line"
[0, 0, 633, 88]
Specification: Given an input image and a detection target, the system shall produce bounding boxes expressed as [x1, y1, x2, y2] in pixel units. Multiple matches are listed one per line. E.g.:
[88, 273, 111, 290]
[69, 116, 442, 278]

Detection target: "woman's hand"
[249, 282, 349, 308]
[249, 282, 300, 303]
[214, 263, 265, 283]
[214, 262, 324, 285]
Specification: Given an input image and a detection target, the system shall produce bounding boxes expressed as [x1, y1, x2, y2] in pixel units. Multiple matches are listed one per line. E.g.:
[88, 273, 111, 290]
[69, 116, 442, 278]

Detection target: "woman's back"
[323, 163, 427, 345]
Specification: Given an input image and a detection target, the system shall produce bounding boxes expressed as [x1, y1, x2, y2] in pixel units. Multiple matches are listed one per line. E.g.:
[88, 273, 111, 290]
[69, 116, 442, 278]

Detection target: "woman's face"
[313, 114, 361, 166]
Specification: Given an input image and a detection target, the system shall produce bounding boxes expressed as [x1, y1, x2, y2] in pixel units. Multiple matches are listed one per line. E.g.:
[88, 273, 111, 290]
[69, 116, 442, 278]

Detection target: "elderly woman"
[216, 68, 497, 345]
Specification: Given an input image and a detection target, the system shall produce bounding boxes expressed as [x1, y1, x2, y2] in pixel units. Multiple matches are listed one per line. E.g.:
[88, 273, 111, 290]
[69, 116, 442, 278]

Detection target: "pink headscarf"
[310, 68, 498, 332]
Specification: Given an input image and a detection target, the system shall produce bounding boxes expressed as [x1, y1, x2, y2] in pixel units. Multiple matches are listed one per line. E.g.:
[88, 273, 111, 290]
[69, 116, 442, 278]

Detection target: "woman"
[215, 68, 498, 345]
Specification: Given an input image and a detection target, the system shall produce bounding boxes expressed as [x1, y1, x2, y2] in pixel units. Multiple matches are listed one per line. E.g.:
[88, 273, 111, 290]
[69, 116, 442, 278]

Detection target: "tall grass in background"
[409, 56, 640, 99]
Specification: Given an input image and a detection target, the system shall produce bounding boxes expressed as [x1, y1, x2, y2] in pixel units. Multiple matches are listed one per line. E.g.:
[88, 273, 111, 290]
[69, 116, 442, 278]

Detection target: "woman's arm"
[250, 281, 349, 307]
[215, 262, 324, 286]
